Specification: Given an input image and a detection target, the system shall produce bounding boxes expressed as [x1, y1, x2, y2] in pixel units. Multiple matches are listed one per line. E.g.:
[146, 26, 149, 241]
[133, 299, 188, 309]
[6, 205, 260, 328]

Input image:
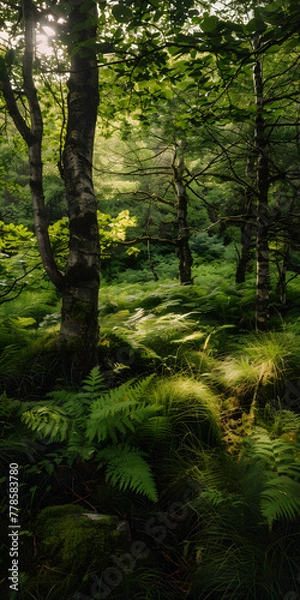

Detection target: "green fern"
[47, 389, 87, 419]
[241, 427, 300, 525]
[261, 476, 300, 525]
[244, 427, 300, 475]
[48, 366, 105, 416]
[86, 374, 158, 444]
[272, 409, 300, 439]
[183, 437, 300, 598]
[96, 443, 158, 502]
[19, 369, 159, 501]
[21, 405, 68, 442]
[81, 366, 105, 398]
[0, 393, 37, 463]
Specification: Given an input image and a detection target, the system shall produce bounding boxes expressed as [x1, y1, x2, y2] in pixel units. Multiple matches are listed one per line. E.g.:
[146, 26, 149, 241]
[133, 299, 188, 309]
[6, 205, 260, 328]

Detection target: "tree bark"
[235, 156, 255, 284]
[172, 144, 193, 285]
[276, 243, 289, 306]
[3, 0, 64, 290]
[252, 37, 270, 330]
[2, 0, 100, 379]
[236, 219, 254, 284]
[59, 0, 100, 376]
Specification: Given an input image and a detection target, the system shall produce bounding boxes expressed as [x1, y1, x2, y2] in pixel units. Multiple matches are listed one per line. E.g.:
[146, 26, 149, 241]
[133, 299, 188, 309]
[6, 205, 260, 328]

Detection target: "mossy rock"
[22, 504, 131, 599]
[36, 504, 128, 571]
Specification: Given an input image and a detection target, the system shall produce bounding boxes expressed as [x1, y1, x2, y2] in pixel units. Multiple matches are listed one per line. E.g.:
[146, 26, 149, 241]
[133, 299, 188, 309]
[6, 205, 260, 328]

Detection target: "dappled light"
[0, 0, 300, 598]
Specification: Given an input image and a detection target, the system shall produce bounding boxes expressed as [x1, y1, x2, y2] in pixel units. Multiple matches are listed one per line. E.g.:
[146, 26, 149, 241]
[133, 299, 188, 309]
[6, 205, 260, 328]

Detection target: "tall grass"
[216, 330, 300, 412]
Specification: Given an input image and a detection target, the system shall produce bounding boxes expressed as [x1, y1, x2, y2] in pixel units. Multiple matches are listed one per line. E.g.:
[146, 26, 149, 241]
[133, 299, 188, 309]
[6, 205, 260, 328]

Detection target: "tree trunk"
[276, 243, 289, 305]
[255, 149, 270, 330]
[2, 0, 100, 379]
[252, 37, 270, 330]
[59, 1, 100, 376]
[236, 220, 254, 283]
[3, 0, 64, 290]
[235, 157, 255, 284]
[172, 144, 193, 285]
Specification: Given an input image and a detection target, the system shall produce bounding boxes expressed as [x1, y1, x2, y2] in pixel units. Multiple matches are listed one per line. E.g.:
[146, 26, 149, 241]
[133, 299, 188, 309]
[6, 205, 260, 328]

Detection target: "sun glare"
[37, 25, 56, 57]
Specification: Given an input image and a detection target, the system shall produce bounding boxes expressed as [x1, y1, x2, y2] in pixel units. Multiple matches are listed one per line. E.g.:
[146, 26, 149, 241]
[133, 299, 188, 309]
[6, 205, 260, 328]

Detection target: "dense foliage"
[1, 268, 300, 599]
[0, 0, 300, 599]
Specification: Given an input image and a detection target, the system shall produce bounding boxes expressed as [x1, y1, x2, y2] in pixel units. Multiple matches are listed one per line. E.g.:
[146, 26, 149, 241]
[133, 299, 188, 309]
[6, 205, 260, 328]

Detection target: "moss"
[28, 504, 130, 598]
[36, 504, 120, 571]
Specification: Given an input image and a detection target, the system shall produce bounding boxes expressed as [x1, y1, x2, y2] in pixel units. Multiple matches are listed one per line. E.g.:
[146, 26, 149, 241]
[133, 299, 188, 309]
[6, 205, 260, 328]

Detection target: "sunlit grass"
[216, 331, 297, 399]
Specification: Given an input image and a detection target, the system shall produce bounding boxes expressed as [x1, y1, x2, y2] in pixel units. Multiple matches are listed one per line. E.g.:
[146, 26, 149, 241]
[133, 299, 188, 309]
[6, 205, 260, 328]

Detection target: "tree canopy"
[0, 0, 300, 370]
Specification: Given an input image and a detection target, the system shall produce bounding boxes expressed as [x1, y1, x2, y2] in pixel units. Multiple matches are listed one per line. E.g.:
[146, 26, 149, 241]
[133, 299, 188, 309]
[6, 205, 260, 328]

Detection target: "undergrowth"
[1, 270, 300, 599]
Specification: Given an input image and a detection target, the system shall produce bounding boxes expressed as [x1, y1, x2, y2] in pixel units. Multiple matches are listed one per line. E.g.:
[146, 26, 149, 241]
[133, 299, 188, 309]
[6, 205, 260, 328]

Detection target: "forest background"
[1, 0, 300, 598]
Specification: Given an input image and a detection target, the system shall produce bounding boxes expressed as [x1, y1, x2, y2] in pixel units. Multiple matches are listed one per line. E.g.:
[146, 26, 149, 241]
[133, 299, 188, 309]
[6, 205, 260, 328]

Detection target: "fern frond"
[272, 410, 300, 438]
[86, 375, 158, 443]
[82, 366, 105, 398]
[121, 373, 155, 402]
[241, 427, 300, 526]
[21, 405, 68, 442]
[96, 443, 158, 502]
[67, 438, 96, 461]
[245, 428, 300, 479]
[8, 316, 36, 329]
[261, 476, 300, 525]
[87, 399, 159, 443]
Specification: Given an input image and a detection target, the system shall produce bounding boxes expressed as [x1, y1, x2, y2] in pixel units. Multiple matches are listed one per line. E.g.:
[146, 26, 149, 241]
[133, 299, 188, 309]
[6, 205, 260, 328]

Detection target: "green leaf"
[112, 4, 132, 23]
[21, 405, 68, 443]
[201, 15, 219, 33]
[245, 18, 267, 33]
[284, 37, 300, 51]
[263, 0, 282, 11]
[265, 44, 281, 54]
[95, 42, 115, 54]
[82, 365, 105, 398]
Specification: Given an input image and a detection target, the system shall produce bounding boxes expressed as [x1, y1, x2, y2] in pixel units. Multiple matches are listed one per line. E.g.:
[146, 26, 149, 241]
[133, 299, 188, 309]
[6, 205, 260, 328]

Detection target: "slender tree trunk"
[3, 0, 64, 290]
[275, 193, 296, 305]
[236, 220, 254, 284]
[253, 37, 270, 330]
[276, 243, 289, 305]
[236, 156, 255, 284]
[172, 144, 193, 285]
[2, 0, 100, 379]
[59, 1, 100, 375]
